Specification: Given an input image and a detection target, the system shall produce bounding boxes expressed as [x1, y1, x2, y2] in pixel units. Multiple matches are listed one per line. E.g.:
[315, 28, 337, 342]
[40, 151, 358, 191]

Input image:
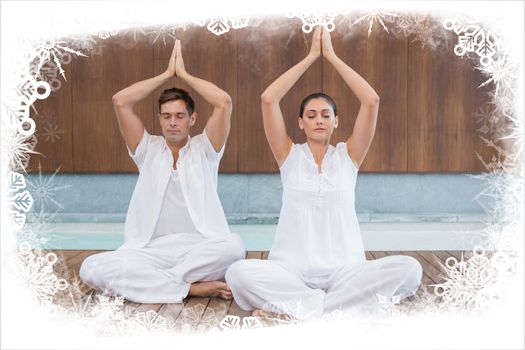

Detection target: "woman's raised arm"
[261, 26, 322, 167]
[322, 28, 380, 169]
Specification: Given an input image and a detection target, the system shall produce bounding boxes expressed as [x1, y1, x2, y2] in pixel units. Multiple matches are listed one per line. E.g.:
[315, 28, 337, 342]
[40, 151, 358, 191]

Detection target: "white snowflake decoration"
[17, 242, 68, 305]
[218, 314, 241, 331]
[443, 15, 500, 67]
[30, 53, 72, 92]
[13, 77, 51, 136]
[376, 293, 402, 317]
[288, 11, 337, 33]
[147, 25, 177, 46]
[217, 315, 263, 331]
[353, 11, 398, 37]
[432, 246, 515, 310]
[134, 310, 169, 333]
[26, 162, 70, 212]
[121, 26, 148, 42]
[477, 56, 518, 97]
[194, 16, 250, 36]
[95, 29, 119, 40]
[17, 207, 57, 247]
[31, 38, 87, 81]
[41, 121, 65, 143]
[6, 171, 34, 229]
[2, 124, 39, 172]
[178, 303, 221, 333]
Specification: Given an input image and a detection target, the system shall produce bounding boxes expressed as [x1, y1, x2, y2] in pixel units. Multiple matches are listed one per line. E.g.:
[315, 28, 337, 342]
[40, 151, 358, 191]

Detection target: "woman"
[226, 27, 422, 320]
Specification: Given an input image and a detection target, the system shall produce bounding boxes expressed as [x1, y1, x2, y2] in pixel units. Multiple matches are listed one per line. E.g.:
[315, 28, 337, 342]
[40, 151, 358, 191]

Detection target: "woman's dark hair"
[299, 92, 337, 118]
[158, 87, 195, 115]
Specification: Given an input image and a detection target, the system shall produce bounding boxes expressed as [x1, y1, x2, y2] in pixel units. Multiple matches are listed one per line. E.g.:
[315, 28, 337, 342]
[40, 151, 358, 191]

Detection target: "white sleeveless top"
[268, 142, 366, 276]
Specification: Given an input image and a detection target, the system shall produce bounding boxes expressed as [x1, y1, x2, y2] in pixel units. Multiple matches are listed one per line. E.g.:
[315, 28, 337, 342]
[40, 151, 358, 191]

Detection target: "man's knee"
[222, 234, 246, 262]
[79, 252, 122, 290]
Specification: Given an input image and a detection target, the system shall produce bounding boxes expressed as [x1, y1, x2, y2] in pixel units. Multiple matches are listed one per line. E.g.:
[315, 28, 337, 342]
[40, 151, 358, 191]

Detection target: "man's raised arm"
[112, 44, 178, 154]
[172, 40, 232, 152]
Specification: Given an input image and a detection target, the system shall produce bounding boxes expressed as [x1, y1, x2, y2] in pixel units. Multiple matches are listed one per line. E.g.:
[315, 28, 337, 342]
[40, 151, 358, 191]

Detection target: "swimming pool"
[20, 221, 488, 251]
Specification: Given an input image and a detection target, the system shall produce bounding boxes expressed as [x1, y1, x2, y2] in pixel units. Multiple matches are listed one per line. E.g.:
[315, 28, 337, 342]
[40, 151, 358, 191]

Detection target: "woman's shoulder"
[335, 141, 360, 172]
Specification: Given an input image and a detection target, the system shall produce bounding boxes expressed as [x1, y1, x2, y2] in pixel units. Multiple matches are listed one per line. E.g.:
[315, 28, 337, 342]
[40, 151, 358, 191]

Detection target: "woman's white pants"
[225, 255, 423, 320]
[80, 233, 245, 303]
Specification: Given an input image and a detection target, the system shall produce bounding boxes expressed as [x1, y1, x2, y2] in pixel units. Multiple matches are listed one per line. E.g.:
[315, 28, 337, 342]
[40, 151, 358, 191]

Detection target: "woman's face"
[298, 98, 338, 142]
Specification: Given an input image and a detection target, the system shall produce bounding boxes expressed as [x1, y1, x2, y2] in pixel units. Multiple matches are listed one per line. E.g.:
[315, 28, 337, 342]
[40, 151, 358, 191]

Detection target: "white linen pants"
[225, 255, 422, 320]
[80, 233, 245, 303]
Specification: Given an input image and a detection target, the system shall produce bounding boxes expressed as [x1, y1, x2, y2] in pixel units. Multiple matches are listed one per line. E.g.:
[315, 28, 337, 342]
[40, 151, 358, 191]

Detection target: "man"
[80, 40, 245, 303]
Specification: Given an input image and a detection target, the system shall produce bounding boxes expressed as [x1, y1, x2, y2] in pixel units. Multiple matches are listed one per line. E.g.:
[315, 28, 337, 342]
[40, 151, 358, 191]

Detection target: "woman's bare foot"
[188, 281, 232, 299]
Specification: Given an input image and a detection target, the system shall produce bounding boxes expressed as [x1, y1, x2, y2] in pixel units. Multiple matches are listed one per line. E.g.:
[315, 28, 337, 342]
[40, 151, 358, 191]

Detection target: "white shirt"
[120, 129, 230, 249]
[151, 169, 199, 239]
[268, 142, 366, 276]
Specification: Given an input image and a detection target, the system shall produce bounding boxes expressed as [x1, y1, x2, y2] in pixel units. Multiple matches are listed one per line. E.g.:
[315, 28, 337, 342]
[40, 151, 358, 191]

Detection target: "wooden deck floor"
[50, 250, 472, 330]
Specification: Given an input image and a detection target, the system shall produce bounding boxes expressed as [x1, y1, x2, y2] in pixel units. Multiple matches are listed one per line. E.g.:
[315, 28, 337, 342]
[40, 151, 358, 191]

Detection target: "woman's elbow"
[261, 92, 275, 105]
[363, 94, 380, 107]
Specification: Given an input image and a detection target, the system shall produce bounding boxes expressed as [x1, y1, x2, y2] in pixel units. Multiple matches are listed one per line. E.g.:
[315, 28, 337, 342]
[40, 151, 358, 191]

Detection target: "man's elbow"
[219, 94, 232, 109]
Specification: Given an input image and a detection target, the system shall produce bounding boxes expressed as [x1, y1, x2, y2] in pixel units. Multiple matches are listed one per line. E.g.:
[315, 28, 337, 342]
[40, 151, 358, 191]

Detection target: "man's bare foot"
[188, 281, 232, 299]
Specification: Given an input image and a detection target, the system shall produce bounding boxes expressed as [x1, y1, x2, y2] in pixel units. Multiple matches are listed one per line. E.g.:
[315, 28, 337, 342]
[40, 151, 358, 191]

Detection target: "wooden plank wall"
[28, 17, 494, 174]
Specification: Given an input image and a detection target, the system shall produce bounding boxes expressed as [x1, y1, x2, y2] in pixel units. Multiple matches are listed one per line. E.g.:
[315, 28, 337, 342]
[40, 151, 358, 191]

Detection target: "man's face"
[158, 99, 196, 143]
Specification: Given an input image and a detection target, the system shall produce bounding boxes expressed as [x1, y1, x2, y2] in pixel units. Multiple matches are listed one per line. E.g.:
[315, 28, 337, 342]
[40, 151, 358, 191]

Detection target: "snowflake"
[477, 56, 518, 97]
[178, 303, 221, 333]
[11, 76, 51, 136]
[121, 26, 148, 44]
[443, 15, 500, 67]
[30, 53, 72, 92]
[90, 294, 126, 322]
[353, 11, 398, 37]
[194, 16, 250, 36]
[41, 121, 65, 143]
[16, 207, 57, 247]
[17, 242, 69, 305]
[376, 293, 402, 317]
[289, 11, 337, 33]
[241, 316, 263, 330]
[26, 162, 70, 212]
[30, 38, 87, 80]
[147, 25, 177, 46]
[2, 126, 39, 173]
[432, 246, 515, 310]
[217, 315, 263, 331]
[134, 310, 169, 333]
[6, 171, 34, 229]
[391, 14, 425, 37]
[95, 29, 119, 40]
[120, 9, 149, 42]
[473, 105, 509, 142]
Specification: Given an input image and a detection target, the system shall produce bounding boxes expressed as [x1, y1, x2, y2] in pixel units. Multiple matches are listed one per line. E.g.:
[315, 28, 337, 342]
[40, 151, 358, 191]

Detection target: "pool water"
[20, 221, 487, 251]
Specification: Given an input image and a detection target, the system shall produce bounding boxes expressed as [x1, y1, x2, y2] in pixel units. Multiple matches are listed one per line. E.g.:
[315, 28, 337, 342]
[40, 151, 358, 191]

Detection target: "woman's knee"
[398, 255, 423, 286]
[225, 260, 253, 289]
[79, 255, 99, 287]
